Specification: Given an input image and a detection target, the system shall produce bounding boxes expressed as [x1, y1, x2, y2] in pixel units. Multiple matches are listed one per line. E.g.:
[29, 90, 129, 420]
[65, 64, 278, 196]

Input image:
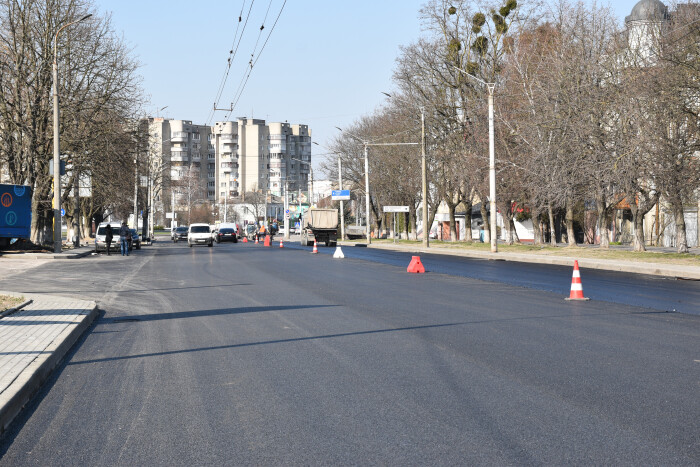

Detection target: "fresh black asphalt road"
[0, 240, 699, 465]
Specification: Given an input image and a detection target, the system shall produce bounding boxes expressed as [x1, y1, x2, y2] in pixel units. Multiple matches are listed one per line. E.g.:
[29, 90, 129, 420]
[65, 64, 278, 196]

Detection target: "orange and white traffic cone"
[279, 238, 284, 248]
[255, 236, 258, 244]
[565, 260, 589, 301]
[311, 239, 318, 254]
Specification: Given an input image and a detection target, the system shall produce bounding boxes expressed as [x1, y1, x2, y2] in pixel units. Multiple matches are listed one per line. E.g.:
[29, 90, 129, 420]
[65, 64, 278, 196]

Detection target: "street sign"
[331, 190, 350, 201]
[383, 205, 410, 213]
[60, 208, 65, 216]
[285, 209, 290, 215]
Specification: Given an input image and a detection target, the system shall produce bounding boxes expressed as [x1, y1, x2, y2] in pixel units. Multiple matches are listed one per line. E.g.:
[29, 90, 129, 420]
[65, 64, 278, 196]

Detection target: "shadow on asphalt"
[98, 304, 337, 324]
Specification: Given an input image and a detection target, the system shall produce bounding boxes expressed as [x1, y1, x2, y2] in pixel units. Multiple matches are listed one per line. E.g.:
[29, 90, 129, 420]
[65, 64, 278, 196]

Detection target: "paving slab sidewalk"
[0, 292, 97, 434]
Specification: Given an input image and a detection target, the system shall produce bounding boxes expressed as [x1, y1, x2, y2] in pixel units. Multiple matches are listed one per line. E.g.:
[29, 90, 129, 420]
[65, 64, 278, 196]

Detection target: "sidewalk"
[343, 241, 700, 280]
[0, 292, 97, 434]
[0, 244, 95, 260]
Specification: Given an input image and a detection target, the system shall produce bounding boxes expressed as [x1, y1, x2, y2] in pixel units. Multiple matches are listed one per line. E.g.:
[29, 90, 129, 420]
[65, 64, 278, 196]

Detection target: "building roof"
[626, 0, 668, 23]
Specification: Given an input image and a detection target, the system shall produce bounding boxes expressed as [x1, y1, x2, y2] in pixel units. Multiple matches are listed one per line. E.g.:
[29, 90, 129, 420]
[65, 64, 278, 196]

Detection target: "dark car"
[171, 226, 188, 242]
[215, 227, 238, 243]
[129, 229, 141, 250]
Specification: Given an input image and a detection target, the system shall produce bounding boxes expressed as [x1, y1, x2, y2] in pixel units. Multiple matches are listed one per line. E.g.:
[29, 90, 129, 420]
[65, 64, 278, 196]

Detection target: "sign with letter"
[383, 206, 410, 213]
[331, 190, 350, 201]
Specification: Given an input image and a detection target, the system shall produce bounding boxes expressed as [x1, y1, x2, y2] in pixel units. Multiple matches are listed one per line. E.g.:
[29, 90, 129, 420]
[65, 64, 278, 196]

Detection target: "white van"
[94, 221, 122, 253]
[188, 223, 213, 247]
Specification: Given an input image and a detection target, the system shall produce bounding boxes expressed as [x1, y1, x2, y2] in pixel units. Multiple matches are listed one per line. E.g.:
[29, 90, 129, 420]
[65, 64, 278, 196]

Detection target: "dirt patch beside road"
[0, 294, 23, 313]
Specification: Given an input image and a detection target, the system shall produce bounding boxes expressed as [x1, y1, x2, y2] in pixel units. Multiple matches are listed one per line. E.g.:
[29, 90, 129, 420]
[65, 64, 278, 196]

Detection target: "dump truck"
[0, 184, 32, 249]
[345, 225, 366, 240]
[301, 208, 338, 247]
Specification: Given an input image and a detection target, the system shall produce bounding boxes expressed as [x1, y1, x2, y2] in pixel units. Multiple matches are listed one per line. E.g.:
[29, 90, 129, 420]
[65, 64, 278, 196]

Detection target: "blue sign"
[61, 208, 65, 216]
[331, 190, 350, 200]
[0, 184, 32, 239]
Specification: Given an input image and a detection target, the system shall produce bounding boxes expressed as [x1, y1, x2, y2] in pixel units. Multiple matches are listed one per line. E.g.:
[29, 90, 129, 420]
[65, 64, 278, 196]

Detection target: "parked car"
[188, 223, 213, 247]
[94, 221, 122, 253]
[215, 227, 238, 243]
[171, 226, 188, 242]
[245, 224, 257, 241]
[129, 229, 141, 250]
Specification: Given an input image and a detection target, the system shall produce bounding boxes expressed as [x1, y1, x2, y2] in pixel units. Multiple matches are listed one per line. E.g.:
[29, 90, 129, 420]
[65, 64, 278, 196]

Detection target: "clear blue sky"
[94, 0, 643, 175]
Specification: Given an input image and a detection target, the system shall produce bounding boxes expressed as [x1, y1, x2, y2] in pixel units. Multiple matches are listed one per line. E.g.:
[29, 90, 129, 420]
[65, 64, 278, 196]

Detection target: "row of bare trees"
[324, 0, 699, 253]
[0, 0, 145, 246]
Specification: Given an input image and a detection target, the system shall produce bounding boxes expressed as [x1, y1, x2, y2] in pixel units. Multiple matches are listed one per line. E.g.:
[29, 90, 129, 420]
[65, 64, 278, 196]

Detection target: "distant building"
[146, 117, 311, 227]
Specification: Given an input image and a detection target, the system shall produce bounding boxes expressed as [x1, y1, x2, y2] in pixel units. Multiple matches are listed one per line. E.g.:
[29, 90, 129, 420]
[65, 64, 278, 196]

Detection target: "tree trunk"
[464, 200, 473, 243]
[565, 199, 577, 247]
[668, 195, 689, 253]
[448, 203, 457, 241]
[531, 207, 543, 245]
[547, 203, 556, 247]
[481, 202, 490, 244]
[596, 195, 610, 249]
[632, 212, 646, 252]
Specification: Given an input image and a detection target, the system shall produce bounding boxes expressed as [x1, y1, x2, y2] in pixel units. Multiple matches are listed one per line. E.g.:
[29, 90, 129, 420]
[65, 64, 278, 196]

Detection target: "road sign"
[331, 190, 350, 200]
[285, 209, 290, 215]
[383, 205, 410, 213]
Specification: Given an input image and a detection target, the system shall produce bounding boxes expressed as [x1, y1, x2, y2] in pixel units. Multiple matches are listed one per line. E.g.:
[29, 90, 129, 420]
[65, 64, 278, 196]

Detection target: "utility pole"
[338, 156, 345, 241]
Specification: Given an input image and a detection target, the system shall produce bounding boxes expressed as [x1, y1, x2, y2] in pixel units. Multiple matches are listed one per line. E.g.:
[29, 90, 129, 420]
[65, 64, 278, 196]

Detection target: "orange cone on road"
[242, 237, 248, 243]
[279, 238, 284, 248]
[264, 235, 271, 247]
[407, 256, 425, 273]
[255, 236, 258, 244]
[311, 239, 318, 254]
[565, 260, 590, 301]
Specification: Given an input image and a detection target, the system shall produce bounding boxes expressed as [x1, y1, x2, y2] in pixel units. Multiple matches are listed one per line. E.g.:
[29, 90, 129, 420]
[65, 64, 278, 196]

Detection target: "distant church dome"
[626, 0, 668, 23]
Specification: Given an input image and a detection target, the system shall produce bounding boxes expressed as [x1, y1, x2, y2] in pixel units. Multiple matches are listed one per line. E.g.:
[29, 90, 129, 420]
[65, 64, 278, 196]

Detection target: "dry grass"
[0, 294, 24, 313]
[363, 239, 700, 266]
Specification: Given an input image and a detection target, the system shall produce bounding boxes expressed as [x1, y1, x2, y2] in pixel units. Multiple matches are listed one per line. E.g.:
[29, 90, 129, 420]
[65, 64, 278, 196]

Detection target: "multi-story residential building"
[147, 117, 311, 227]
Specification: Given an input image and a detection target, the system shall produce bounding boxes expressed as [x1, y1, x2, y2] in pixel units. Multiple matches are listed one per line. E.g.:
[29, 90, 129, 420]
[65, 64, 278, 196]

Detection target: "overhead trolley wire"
[226, 0, 287, 120]
[206, 0, 257, 125]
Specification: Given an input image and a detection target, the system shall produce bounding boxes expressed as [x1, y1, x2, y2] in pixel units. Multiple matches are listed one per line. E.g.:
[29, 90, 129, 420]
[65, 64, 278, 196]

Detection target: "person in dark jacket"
[105, 224, 113, 255]
[119, 221, 130, 256]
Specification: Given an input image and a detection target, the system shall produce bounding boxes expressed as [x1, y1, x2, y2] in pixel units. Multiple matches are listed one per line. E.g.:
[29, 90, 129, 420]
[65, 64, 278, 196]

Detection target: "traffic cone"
[311, 239, 318, 254]
[242, 237, 248, 243]
[264, 235, 271, 247]
[565, 260, 590, 301]
[255, 236, 258, 244]
[333, 246, 344, 258]
[407, 256, 425, 273]
[279, 238, 284, 248]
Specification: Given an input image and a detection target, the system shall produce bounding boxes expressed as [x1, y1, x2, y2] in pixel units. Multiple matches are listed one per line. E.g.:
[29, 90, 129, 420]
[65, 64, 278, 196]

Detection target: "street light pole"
[363, 144, 370, 244]
[52, 14, 91, 253]
[453, 66, 498, 253]
[338, 156, 345, 241]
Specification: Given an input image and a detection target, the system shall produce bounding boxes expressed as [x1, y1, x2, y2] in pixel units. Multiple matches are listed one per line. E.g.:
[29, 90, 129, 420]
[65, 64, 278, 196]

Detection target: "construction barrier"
[407, 256, 425, 273]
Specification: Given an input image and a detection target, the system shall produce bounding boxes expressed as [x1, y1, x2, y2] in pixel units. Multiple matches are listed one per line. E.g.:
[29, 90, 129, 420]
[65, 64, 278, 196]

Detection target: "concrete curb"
[0, 303, 98, 435]
[0, 246, 96, 260]
[354, 242, 700, 280]
[0, 299, 33, 319]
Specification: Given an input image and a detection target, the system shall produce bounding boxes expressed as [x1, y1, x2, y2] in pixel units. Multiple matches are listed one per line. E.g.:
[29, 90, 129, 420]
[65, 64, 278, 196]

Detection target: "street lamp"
[335, 127, 371, 244]
[52, 13, 92, 253]
[382, 92, 429, 248]
[453, 66, 498, 253]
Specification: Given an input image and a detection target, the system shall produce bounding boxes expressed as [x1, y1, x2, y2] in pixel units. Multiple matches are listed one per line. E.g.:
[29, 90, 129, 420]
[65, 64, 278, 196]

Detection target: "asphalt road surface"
[0, 240, 698, 465]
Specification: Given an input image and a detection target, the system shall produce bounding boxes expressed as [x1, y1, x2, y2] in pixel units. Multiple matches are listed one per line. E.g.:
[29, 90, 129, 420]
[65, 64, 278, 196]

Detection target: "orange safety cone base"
[407, 256, 425, 273]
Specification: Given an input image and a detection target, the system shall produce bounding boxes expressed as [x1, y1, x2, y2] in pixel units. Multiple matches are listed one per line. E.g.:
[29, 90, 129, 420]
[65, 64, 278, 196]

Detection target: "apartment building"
[148, 117, 311, 226]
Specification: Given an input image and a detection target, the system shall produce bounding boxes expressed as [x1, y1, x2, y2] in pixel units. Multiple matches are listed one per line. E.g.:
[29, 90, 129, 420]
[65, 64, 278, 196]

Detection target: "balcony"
[221, 162, 233, 173]
[191, 153, 201, 162]
[208, 172, 215, 180]
[171, 131, 188, 143]
[170, 150, 188, 162]
[220, 133, 238, 144]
